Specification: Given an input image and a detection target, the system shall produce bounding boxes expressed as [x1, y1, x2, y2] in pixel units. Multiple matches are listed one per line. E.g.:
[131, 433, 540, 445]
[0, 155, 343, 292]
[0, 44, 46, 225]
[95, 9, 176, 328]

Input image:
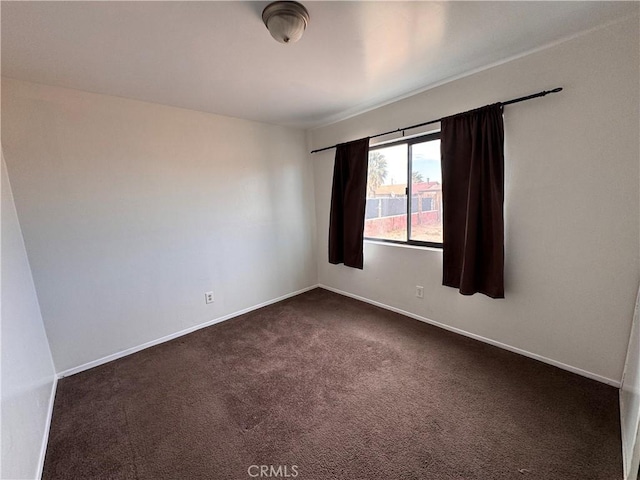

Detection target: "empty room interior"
[2, 1, 640, 479]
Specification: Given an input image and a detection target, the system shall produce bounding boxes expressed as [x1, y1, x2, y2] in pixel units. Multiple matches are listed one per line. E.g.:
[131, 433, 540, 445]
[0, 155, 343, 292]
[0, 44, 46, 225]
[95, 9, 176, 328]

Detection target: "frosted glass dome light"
[262, 1, 310, 44]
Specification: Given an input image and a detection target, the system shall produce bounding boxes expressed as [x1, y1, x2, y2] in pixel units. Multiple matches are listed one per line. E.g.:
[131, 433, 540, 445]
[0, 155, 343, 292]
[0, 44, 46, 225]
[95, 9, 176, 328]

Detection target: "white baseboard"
[37, 375, 58, 480]
[318, 284, 621, 388]
[56, 282, 621, 388]
[57, 285, 319, 379]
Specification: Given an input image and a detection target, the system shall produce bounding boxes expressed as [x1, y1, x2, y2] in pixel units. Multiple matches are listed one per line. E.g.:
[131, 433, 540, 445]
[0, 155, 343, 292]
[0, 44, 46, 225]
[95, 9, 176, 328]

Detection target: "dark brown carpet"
[43, 288, 622, 479]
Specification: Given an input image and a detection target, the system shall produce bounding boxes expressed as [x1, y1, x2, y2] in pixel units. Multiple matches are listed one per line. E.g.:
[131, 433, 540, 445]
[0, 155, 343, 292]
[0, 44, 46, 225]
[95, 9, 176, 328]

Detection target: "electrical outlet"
[416, 286, 424, 299]
[205, 291, 214, 304]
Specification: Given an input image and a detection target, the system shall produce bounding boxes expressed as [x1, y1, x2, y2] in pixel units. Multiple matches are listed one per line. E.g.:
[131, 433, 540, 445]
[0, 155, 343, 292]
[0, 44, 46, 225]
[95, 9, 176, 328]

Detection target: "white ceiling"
[2, 1, 638, 128]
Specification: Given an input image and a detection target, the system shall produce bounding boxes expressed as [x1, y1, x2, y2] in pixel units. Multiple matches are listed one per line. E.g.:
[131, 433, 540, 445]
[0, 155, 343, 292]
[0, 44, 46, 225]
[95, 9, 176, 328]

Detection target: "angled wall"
[1, 152, 56, 479]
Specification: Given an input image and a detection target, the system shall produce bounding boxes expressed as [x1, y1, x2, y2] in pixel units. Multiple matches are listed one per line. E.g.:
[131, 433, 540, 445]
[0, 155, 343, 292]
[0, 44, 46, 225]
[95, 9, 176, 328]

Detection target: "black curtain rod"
[310, 87, 563, 154]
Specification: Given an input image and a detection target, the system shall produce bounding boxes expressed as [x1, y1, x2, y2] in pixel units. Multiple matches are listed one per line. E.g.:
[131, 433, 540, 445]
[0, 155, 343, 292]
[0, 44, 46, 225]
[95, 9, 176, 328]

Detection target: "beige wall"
[1, 152, 56, 479]
[310, 18, 640, 384]
[1, 79, 317, 373]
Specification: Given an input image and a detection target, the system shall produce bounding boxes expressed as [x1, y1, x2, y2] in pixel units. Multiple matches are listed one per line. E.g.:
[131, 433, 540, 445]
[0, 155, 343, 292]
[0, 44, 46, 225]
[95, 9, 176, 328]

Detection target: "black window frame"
[364, 131, 443, 249]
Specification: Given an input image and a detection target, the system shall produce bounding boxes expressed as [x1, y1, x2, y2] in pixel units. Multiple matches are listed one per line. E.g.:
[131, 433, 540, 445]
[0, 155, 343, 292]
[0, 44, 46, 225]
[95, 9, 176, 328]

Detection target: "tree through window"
[364, 132, 442, 247]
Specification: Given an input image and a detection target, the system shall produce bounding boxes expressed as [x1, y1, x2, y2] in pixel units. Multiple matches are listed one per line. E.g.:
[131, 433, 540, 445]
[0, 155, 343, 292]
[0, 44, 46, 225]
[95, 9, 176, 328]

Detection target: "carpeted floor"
[43, 288, 622, 479]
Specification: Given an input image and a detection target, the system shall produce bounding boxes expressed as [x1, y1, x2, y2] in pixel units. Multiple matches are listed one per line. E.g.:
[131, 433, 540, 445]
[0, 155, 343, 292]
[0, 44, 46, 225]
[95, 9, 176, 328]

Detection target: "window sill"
[364, 239, 443, 253]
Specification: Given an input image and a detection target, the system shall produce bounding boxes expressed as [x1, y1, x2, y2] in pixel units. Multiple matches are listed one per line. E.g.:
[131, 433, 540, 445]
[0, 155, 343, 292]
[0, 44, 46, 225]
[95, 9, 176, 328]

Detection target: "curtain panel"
[441, 104, 505, 298]
[328, 137, 370, 269]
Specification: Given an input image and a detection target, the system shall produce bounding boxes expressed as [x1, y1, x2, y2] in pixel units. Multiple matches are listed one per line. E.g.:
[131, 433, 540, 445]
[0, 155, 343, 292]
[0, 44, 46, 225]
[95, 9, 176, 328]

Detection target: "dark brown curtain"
[441, 104, 504, 298]
[328, 137, 370, 269]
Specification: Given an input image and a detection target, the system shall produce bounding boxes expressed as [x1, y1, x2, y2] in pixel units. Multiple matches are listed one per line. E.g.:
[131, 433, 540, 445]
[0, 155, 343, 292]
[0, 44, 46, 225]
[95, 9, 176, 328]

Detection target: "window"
[364, 132, 442, 248]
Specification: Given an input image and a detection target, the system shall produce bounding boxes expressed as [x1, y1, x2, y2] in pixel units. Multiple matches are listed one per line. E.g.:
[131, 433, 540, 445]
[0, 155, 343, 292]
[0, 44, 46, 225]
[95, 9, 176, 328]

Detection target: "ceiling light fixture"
[262, 1, 310, 45]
